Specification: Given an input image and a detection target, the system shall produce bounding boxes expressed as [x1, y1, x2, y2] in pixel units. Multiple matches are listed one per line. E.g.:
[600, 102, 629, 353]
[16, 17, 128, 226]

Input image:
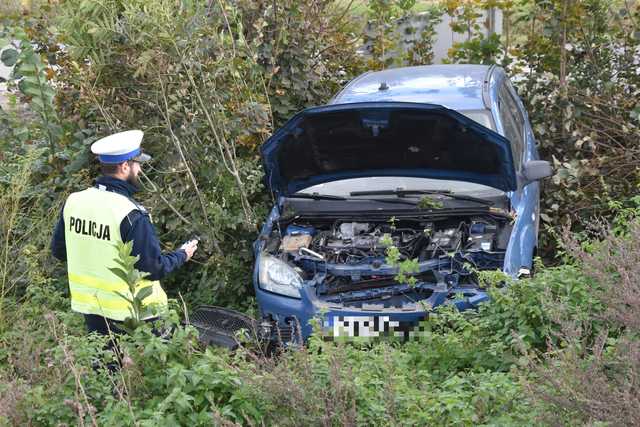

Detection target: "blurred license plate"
[328, 315, 426, 340]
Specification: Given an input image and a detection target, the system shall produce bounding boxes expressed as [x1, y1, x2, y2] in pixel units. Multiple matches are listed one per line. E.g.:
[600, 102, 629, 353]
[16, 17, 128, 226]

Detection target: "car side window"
[498, 85, 525, 170]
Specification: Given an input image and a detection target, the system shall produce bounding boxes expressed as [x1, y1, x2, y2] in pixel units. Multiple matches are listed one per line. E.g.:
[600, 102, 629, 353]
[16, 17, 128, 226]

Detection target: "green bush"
[3, 256, 605, 425]
[222, 318, 539, 426]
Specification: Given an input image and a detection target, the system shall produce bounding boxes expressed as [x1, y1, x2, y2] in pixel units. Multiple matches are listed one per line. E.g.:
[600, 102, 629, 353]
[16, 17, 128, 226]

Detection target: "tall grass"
[0, 148, 49, 321]
[523, 222, 640, 425]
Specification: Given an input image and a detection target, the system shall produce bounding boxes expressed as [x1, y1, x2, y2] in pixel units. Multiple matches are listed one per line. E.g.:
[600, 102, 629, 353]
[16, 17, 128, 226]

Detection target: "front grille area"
[190, 306, 259, 349]
[190, 306, 303, 351]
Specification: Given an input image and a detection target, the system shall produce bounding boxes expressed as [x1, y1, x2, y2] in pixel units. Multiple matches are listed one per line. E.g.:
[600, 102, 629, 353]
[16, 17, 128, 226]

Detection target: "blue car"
[200, 64, 552, 344]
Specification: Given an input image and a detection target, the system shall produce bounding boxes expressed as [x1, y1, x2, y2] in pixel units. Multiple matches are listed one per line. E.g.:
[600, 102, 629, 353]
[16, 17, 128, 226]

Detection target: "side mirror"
[520, 160, 553, 187]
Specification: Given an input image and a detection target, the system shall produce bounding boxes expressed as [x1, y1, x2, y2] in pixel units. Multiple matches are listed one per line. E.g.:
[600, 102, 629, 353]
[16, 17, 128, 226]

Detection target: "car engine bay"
[261, 211, 513, 307]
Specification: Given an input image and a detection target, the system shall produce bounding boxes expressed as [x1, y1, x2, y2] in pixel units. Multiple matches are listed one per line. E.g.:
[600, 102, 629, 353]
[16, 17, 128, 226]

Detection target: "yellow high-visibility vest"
[63, 187, 168, 321]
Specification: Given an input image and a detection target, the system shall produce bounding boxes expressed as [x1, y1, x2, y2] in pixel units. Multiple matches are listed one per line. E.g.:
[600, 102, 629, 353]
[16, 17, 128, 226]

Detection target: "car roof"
[330, 64, 498, 111]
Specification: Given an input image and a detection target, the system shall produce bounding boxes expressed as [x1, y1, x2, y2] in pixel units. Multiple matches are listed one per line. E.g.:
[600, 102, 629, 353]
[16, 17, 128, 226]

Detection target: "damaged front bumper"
[256, 277, 490, 342]
[191, 281, 489, 349]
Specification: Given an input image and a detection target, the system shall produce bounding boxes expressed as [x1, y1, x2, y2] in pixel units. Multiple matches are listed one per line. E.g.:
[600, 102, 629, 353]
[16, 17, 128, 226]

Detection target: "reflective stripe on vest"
[63, 187, 167, 321]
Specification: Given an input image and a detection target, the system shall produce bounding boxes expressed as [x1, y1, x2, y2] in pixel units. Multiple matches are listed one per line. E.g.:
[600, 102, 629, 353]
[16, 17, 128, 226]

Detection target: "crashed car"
[195, 64, 552, 345]
[254, 64, 554, 341]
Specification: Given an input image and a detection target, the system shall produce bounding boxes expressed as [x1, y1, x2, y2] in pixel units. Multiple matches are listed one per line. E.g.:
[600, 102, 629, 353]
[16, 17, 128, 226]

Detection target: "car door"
[497, 81, 538, 274]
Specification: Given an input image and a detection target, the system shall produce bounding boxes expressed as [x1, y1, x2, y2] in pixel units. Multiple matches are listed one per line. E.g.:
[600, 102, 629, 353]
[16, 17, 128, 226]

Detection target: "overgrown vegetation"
[2, 0, 640, 425]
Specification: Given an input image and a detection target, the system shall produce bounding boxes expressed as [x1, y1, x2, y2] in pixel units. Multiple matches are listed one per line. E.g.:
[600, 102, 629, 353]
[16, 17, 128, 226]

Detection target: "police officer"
[51, 130, 198, 335]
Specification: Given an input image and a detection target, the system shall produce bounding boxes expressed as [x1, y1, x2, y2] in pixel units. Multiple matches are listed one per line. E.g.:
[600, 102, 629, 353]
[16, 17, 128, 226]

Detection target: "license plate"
[326, 315, 427, 340]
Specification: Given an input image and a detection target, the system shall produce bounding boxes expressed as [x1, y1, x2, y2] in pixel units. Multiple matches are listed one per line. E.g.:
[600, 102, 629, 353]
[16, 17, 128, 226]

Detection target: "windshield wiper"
[289, 193, 415, 205]
[349, 189, 493, 206]
[288, 193, 347, 201]
[364, 198, 420, 205]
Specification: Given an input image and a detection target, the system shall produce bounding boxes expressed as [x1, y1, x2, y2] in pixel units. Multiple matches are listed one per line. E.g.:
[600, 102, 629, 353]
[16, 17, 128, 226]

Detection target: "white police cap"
[90, 130, 152, 164]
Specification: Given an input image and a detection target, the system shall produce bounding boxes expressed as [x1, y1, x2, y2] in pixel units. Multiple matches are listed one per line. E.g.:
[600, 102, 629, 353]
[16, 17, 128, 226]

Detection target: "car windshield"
[459, 110, 495, 131]
[298, 177, 505, 198]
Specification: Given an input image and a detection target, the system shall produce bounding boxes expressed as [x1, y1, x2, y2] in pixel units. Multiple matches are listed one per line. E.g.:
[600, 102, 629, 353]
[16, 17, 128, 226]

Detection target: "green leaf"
[16, 63, 36, 76]
[20, 81, 43, 97]
[135, 286, 153, 301]
[112, 257, 129, 271]
[130, 269, 149, 284]
[29, 97, 45, 111]
[63, 151, 89, 173]
[120, 240, 135, 259]
[0, 48, 18, 67]
[109, 267, 130, 284]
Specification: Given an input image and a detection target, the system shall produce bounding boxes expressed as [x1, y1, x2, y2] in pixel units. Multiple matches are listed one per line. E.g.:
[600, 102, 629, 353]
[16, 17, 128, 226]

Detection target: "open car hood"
[261, 102, 516, 196]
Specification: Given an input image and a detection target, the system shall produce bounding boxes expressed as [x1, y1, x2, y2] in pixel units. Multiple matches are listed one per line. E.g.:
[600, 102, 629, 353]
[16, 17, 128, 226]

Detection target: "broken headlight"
[258, 254, 303, 298]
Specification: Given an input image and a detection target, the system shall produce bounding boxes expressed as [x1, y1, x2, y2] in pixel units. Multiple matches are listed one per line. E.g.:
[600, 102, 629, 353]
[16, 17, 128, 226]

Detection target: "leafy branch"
[0, 26, 61, 155]
[109, 240, 156, 330]
[381, 220, 420, 287]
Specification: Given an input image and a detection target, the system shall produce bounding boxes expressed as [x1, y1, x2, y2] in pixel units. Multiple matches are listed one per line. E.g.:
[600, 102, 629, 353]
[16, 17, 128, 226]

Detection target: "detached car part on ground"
[192, 64, 552, 348]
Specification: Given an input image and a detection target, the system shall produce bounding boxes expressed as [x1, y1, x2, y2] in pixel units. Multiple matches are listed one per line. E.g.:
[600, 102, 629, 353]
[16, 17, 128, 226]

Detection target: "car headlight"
[258, 254, 303, 298]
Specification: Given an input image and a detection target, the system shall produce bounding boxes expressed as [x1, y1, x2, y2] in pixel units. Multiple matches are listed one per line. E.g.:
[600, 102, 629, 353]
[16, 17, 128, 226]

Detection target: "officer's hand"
[181, 240, 198, 261]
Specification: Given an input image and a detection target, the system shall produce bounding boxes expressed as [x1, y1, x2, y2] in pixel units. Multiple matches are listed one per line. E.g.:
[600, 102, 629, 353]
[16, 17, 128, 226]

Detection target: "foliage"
[402, 5, 443, 66]
[240, 0, 365, 123]
[0, 278, 539, 425]
[0, 143, 55, 321]
[1, 21, 62, 154]
[512, 1, 640, 254]
[482, 265, 603, 351]
[363, 0, 443, 69]
[235, 325, 536, 426]
[0, 240, 611, 425]
[381, 217, 420, 286]
[109, 240, 163, 328]
[2, 0, 640, 425]
[521, 221, 640, 426]
[0, 307, 250, 425]
[444, 0, 508, 65]
[417, 196, 444, 210]
[607, 194, 640, 236]
[442, 0, 640, 259]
